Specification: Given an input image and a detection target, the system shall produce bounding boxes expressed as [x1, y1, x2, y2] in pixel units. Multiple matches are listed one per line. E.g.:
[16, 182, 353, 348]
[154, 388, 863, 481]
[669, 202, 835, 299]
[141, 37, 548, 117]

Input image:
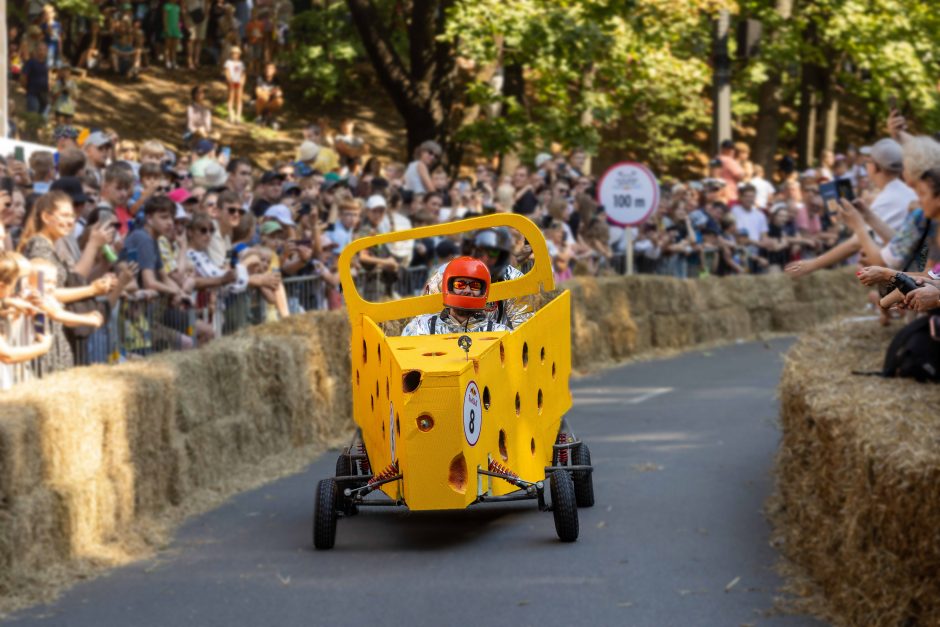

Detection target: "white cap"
[263, 203, 296, 226]
[174, 204, 190, 221]
[366, 194, 387, 210]
[195, 161, 228, 188]
[297, 140, 320, 163]
[534, 152, 552, 168]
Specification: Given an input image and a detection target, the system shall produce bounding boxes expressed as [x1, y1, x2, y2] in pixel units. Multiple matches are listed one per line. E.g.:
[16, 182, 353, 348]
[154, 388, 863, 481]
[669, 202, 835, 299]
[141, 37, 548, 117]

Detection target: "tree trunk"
[346, 0, 460, 163]
[750, 0, 795, 177]
[820, 66, 839, 154]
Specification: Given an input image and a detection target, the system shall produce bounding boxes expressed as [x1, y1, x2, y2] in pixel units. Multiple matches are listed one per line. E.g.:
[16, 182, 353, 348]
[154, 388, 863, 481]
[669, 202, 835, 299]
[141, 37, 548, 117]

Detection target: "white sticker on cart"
[389, 401, 396, 460]
[463, 381, 482, 446]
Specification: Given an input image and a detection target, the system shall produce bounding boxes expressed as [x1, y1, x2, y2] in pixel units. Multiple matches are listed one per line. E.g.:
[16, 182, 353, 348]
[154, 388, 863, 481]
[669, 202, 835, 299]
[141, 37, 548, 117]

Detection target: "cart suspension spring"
[556, 433, 569, 464]
[488, 459, 519, 480]
[367, 460, 399, 486]
[358, 443, 371, 474]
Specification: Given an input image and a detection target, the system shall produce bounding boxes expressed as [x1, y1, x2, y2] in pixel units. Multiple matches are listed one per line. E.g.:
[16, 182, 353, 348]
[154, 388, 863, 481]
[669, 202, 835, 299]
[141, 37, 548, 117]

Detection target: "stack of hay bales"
[0, 311, 351, 614]
[772, 319, 940, 626]
[568, 267, 860, 368]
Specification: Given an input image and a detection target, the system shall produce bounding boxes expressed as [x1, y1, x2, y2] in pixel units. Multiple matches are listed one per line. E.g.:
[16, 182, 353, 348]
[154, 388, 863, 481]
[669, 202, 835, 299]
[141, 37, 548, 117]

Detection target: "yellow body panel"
[342, 215, 572, 511]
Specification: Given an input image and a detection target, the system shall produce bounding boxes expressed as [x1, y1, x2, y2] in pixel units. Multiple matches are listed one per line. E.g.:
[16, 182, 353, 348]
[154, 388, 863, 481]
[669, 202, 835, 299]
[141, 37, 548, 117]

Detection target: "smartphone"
[888, 94, 898, 111]
[229, 248, 239, 269]
[126, 249, 139, 264]
[819, 181, 839, 204]
[13, 146, 25, 163]
[835, 179, 855, 202]
[221, 146, 232, 161]
[0, 177, 13, 194]
[298, 203, 312, 218]
[33, 272, 45, 336]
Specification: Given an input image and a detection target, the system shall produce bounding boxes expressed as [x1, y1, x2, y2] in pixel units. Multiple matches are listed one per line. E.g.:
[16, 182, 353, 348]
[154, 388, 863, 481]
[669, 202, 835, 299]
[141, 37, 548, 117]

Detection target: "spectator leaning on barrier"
[786, 137, 917, 279]
[0, 252, 53, 367]
[18, 192, 109, 373]
[124, 196, 188, 302]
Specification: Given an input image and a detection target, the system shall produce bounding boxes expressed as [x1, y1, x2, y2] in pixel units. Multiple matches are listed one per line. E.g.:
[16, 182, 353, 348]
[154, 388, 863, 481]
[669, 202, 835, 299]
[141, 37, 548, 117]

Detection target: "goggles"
[451, 279, 484, 292]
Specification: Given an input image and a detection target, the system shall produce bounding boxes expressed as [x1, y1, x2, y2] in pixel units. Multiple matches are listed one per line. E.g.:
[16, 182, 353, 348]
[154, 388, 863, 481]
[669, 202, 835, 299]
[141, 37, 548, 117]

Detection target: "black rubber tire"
[335, 450, 352, 477]
[550, 469, 579, 542]
[572, 444, 595, 508]
[313, 478, 339, 550]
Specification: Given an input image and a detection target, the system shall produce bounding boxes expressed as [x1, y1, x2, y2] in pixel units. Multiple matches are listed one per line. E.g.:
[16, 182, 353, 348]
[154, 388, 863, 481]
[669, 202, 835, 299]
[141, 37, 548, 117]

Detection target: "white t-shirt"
[750, 177, 776, 210]
[869, 177, 917, 234]
[224, 59, 245, 85]
[731, 204, 769, 243]
[403, 161, 426, 194]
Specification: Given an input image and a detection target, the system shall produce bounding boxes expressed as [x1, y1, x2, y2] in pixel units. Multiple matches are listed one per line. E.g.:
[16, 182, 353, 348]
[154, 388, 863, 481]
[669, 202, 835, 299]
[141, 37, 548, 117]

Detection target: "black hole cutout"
[403, 371, 422, 393]
[483, 387, 491, 410]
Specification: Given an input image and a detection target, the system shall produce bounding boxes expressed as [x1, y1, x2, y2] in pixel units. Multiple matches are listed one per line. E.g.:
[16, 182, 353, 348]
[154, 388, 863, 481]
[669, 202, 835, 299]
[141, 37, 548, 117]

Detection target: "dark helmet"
[473, 227, 513, 280]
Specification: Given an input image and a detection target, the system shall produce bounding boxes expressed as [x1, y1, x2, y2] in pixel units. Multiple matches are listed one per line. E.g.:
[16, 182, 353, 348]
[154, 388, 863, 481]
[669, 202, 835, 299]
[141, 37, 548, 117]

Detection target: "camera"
[891, 272, 919, 294]
[879, 272, 920, 308]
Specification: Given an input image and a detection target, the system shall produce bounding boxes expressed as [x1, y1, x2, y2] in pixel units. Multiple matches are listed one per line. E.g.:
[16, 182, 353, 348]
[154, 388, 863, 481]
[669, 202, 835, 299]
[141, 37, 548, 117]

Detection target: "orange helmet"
[442, 256, 490, 311]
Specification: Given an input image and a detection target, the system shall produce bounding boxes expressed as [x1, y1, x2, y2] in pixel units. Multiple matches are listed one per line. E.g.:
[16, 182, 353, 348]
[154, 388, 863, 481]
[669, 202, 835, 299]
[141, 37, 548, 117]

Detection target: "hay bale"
[651, 313, 697, 349]
[771, 319, 940, 626]
[692, 307, 751, 344]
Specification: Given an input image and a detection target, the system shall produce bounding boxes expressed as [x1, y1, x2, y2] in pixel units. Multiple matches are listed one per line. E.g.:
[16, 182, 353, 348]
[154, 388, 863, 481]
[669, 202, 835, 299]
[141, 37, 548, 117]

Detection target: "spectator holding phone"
[18, 193, 111, 372]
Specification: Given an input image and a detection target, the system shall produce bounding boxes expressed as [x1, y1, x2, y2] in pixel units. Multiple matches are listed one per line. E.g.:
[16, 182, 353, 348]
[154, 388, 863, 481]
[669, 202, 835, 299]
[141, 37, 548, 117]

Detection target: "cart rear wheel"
[550, 470, 579, 542]
[335, 450, 352, 477]
[572, 444, 595, 508]
[313, 478, 339, 550]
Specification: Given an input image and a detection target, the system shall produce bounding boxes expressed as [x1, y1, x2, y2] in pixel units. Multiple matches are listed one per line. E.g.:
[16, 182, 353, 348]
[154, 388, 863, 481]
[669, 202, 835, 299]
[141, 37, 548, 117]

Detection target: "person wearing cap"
[402, 257, 510, 336]
[404, 140, 441, 194]
[422, 227, 531, 329]
[250, 171, 285, 217]
[82, 131, 113, 183]
[353, 195, 400, 297]
[190, 138, 217, 180]
[786, 136, 918, 279]
[53, 126, 80, 152]
[194, 161, 229, 191]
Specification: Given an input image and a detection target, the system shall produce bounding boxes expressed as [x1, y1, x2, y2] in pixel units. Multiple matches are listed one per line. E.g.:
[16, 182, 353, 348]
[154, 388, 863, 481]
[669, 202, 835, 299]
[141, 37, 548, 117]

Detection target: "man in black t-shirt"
[255, 63, 284, 128]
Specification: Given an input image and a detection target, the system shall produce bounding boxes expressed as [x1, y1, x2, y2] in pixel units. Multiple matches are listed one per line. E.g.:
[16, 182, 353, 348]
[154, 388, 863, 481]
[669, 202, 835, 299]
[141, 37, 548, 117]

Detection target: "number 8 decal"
[463, 381, 481, 446]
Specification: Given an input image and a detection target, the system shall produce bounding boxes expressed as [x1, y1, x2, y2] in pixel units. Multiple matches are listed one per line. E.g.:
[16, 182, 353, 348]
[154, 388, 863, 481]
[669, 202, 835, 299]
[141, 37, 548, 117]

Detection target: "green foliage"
[444, 0, 733, 171]
[737, 0, 940, 146]
[286, 3, 363, 104]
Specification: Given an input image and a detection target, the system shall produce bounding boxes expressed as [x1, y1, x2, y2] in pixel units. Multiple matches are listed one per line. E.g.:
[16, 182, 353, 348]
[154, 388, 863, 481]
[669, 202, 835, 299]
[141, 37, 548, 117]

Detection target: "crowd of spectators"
[11, 0, 287, 130]
[5, 5, 940, 386]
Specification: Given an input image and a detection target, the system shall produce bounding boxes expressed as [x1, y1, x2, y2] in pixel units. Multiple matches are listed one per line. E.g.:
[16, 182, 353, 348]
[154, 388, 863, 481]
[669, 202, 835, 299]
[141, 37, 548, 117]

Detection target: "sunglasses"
[451, 279, 484, 292]
[478, 247, 502, 258]
[156, 186, 171, 193]
[226, 206, 246, 215]
[197, 227, 215, 235]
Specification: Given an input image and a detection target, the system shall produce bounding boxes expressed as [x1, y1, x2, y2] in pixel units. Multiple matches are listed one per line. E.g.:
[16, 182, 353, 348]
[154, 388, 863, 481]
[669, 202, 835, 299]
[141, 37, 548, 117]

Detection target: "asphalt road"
[7, 338, 823, 627]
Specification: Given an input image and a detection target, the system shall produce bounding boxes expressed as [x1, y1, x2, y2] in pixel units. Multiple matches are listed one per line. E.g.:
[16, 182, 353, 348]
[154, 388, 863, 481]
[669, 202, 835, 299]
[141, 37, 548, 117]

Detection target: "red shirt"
[114, 205, 133, 237]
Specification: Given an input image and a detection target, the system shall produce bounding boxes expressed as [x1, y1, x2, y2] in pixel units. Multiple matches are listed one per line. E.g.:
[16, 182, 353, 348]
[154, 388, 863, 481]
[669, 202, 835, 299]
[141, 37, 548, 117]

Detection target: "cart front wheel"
[313, 478, 339, 550]
[550, 470, 579, 542]
[572, 444, 595, 508]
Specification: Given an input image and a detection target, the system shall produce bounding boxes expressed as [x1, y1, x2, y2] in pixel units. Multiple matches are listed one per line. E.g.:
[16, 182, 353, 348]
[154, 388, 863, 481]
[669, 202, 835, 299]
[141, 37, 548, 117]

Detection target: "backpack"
[882, 316, 940, 382]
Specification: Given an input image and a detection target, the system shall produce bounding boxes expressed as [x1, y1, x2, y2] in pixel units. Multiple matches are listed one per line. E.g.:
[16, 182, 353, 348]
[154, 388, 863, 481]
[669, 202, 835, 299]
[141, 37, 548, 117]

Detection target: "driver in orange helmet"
[402, 256, 512, 336]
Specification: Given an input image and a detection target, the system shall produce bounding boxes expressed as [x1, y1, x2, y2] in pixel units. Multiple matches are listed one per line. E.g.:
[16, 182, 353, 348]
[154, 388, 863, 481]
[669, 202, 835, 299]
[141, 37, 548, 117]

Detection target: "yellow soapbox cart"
[313, 214, 594, 549]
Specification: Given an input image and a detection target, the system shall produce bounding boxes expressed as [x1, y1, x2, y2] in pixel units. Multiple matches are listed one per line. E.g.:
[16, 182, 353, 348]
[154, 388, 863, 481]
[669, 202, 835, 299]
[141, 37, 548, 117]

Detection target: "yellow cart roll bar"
[337, 214, 555, 323]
